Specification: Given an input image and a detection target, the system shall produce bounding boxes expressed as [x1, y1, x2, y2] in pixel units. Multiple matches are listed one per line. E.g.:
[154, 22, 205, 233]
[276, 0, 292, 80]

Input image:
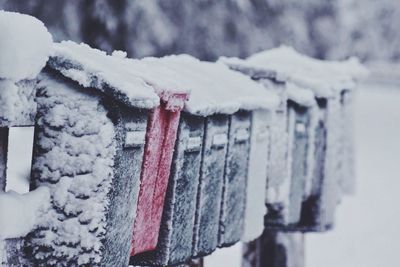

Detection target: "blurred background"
[1, 0, 399, 63]
[1, 1, 399, 266]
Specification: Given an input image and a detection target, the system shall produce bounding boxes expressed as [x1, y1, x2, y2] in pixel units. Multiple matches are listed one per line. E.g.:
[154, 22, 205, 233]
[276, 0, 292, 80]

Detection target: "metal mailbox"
[218, 110, 252, 247]
[193, 114, 230, 257]
[242, 109, 272, 242]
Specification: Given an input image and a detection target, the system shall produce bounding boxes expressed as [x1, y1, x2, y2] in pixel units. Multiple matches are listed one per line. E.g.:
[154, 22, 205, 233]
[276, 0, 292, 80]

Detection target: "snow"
[145, 55, 280, 116]
[5, 127, 35, 194]
[286, 82, 316, 107]
[306, 83, 400, 267]
[50, 41, 160, 109]
[0, 187, 50, 239]
[0, 10, 52, 81]
[0, 80, 37, 126]
[52, 42, 279, 116]
[220, 46, 368, 98]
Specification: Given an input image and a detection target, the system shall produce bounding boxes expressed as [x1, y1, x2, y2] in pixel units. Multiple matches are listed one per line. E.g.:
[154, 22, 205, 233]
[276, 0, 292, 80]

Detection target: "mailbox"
[299, 98, 337, 231]
[242, 109, 272, 242]
[193, 114, 230, 257]
[218, 110, 252, 247]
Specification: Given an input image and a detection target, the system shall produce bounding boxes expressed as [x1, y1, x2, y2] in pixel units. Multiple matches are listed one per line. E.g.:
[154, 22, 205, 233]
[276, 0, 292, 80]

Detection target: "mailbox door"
[242, 109, 271, 242]
[265, 107, 291, 226]
[130, 113, 205, 266]
[219, 110, 251, 247]
[340, 90, 356, 195]
[168, 114, 205, 264]
[131, 95, 185, 256]
[193, 114, 229, 257]
[287, 103, 310, 226]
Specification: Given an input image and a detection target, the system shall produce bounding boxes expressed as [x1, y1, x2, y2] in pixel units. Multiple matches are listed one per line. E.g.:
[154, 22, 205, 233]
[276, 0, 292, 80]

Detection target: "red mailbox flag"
[131, 93, 188, 256]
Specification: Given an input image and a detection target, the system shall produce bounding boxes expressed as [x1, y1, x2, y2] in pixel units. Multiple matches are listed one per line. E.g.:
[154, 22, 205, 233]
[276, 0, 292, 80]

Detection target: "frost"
[0, 10, 52, 81]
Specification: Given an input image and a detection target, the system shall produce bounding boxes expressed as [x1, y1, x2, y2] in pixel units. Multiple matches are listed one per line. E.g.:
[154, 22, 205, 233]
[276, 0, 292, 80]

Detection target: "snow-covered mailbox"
[222, 46, 367, 232]
[130, 55, 278, 266]
[0, 11, 53, 266]
[28, 41, 189, 266]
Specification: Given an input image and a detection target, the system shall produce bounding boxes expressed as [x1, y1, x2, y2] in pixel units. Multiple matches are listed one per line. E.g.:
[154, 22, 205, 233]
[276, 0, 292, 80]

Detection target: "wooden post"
[184, 258, 204, 267]
[242, 231, 304, 267]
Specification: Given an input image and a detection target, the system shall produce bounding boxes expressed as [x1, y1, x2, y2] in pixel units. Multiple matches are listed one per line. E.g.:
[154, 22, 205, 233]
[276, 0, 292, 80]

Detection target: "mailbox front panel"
[131, 101, 182, 255]
[242, 109, 271, 242]
[219, 110, 251, 247]
[193, 114, 229, 257]
[340, 90, 356, 195]
[130, 113, 205, 266]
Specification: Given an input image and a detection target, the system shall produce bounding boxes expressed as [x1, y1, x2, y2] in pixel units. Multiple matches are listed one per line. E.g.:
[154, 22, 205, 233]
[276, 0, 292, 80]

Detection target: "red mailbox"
[131, 92, 188, 256]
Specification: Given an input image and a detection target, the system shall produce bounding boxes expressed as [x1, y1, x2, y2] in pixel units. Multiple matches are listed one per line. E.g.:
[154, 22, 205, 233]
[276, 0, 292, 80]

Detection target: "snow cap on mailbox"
[149, 54, 279, 116]
[221, 46, 368, 99]
[49, 41, 162, 110]
[0, 10, 52, 127]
